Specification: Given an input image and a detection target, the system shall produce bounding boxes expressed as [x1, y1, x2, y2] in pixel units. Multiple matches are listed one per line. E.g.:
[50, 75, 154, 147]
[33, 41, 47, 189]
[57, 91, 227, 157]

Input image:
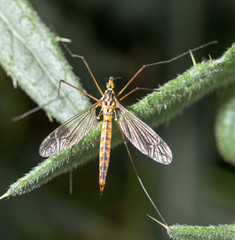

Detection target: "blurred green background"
[0, 0, 235, 239]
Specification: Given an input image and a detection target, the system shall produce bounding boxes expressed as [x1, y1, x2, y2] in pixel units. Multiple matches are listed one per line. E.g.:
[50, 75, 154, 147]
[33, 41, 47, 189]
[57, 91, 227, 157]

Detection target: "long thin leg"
[62, 42, 103, 96]
[118, 87, 153, 102]
[68, 115, 99, 195]
[12, 105, 45, 122]
[115, 117, 169, 227]
[12, 79, 99, 122]
[60, 80, 99, 102]
[116, 40, 217, 98]
[69, 147, 74, 195]
[12, 79, 67, 122]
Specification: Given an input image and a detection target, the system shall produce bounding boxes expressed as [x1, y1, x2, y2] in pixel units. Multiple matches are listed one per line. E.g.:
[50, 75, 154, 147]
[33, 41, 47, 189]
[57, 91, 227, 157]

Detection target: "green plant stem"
[168, 223, 235, 240]
[2, 42, 235, 198]
[147, 214, 235, 239]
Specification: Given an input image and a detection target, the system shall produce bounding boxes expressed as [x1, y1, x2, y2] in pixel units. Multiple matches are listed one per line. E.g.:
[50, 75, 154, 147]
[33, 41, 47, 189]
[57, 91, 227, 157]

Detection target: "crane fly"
[39, 39, 219, 195]
[39, 53, 172, 195]
[10, 40, 216, 227]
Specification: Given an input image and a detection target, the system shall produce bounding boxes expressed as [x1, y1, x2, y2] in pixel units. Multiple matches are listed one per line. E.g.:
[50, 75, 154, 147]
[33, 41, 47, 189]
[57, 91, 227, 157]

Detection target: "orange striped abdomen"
[99, 112, 113, 195]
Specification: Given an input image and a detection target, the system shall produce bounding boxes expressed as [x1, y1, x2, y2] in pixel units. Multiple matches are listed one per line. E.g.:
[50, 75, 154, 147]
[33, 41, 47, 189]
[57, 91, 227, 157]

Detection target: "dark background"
[0, 0, 235, 239]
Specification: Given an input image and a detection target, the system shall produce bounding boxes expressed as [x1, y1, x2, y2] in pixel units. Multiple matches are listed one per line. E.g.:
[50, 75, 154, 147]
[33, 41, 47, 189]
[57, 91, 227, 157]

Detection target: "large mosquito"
[39, 41, 216, 196]
[39, 57, 172, 196]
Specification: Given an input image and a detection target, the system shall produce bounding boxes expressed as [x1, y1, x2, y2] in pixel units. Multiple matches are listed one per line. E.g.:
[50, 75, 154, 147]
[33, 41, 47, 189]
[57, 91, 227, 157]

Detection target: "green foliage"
[0, 1, 235, 239]
[0, 0, 91, 123]
[215, 84, 235, 165]
[148, 215, 235, 239]
[1, 0, 235, 203]
[168, 223, 235, 240]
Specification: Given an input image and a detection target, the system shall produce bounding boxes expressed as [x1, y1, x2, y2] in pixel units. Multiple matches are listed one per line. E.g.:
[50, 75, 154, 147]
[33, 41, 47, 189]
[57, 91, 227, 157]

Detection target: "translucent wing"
[39, 102, 100, 157]
[117, 103, 172, 164]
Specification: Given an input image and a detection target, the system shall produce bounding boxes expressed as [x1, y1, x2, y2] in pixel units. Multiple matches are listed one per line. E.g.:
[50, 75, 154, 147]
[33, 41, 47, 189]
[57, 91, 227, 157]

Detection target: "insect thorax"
[101, 88, 117, 113]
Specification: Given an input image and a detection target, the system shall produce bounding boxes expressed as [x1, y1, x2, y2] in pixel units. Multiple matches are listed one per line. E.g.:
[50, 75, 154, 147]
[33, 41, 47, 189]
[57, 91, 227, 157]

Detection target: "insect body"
[39, 76, 172, 195]
[39, 57, 172, 195]
[99, 81, 117, 193]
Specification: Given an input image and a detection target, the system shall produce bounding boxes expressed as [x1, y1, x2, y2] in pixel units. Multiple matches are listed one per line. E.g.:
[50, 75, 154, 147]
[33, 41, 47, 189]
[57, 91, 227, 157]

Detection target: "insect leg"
[60, 80, 99, 102]
[66, 111, 100, 194]
[97, 109, 103, 120]
[12, 79, 67, 122]
[70, 146, 73, 195]
[115, 116, 169, 227]
[61, 41, 103, 96]
[118, 87, 153, 102]
[116, 41, 217, 98]
[12, 78, 99, 122]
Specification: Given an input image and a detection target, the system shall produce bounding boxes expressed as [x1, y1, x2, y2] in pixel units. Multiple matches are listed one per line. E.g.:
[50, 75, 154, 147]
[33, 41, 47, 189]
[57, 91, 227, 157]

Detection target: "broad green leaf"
[0, 0, 91, 123]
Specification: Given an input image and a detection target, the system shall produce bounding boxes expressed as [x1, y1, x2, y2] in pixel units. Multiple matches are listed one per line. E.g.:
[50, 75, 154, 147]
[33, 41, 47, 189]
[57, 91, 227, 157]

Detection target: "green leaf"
[0, 0, 91, 123]
[147, 215, 235, 240]
[168, 223, 235, 240]
[215, 83, 235, 165]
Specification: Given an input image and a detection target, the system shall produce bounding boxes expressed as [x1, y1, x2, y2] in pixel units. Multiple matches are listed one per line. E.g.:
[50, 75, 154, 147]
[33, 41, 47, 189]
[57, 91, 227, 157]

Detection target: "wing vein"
[117, 103, 172, 164]
[39, 102, 100, 157]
